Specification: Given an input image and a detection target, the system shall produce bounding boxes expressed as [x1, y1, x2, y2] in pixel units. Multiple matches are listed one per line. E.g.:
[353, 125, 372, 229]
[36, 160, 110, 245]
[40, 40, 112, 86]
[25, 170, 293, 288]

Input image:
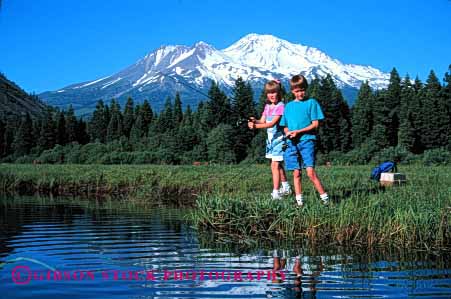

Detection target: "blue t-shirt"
[279, 98, 324, 140]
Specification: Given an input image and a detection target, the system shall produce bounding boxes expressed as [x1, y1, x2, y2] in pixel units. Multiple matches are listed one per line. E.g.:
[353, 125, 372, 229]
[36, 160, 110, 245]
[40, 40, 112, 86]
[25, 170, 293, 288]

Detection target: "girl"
[248, 80, 291, 199]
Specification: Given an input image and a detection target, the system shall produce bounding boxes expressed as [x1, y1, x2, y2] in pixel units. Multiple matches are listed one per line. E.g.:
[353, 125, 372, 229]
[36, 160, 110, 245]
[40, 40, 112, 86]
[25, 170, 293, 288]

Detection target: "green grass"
[0, 163, 450, 248]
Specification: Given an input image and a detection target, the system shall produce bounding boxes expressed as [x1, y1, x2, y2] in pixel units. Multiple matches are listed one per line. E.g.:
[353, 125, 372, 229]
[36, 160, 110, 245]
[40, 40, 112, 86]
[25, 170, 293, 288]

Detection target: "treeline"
[1, 66, 450, 165]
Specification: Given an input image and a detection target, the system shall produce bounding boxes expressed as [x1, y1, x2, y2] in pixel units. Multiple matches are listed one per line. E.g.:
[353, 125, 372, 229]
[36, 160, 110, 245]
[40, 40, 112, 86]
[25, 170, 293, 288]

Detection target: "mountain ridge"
[39, 33, 390, 114]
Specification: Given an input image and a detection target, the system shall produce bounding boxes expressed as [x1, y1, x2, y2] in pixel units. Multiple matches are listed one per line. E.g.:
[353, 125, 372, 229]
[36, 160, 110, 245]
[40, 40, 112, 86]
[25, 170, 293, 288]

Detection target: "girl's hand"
[248, 117, 256, 129]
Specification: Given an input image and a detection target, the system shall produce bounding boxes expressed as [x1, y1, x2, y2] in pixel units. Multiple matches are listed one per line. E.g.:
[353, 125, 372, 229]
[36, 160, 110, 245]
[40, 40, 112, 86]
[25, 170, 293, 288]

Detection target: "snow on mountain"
[39, 33, 390, 114]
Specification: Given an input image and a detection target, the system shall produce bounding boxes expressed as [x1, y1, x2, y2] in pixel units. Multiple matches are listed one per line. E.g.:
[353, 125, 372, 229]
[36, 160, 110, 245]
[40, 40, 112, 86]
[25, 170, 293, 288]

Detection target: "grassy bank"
[1, 163, 450, 248]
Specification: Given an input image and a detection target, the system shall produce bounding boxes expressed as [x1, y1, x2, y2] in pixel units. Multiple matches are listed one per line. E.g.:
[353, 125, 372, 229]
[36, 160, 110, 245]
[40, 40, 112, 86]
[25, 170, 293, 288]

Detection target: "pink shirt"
[262, 102, 284, 118]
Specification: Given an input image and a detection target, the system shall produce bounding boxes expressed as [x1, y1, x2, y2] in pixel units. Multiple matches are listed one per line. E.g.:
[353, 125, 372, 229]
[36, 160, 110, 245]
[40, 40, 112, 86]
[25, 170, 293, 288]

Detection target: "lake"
[1, 197, 450, 298]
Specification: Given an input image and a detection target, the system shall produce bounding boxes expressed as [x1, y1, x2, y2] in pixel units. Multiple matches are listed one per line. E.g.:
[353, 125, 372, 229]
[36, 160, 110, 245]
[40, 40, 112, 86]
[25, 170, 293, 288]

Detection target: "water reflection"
[0, 196, 450, 299]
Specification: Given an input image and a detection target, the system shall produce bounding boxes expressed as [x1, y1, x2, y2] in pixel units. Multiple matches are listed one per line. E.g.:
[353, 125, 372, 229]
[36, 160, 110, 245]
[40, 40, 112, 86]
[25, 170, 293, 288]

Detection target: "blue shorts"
[284, 139, 316, 170]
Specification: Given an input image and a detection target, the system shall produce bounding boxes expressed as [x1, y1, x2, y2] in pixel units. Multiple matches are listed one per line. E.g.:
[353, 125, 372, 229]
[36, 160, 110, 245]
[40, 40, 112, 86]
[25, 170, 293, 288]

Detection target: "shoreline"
[1, 163, 450, 249]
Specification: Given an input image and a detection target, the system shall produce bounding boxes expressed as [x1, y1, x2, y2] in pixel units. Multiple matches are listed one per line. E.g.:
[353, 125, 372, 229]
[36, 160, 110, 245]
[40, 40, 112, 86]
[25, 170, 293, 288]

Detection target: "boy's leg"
[293, 169, 302, 195]
[300, 140, 328, 204]
[305, 167, 325, 194]
[278, 164, 292, 195]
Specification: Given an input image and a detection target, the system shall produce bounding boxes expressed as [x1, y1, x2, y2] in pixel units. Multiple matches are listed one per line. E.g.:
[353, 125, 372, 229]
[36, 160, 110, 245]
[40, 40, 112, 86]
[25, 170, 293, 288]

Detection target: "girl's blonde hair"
[264, 80, 283, 103]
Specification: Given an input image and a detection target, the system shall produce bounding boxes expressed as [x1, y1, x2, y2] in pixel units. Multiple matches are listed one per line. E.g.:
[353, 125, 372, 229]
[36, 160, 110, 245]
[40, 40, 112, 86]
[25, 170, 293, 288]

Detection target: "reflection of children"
[279, 75, 329, 206]
[248, 80, 291, 200]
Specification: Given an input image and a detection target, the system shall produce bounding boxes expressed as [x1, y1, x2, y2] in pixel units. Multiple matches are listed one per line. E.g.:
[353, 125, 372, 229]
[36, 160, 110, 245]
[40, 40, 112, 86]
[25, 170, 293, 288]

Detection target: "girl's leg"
[271, 161, 281, 190]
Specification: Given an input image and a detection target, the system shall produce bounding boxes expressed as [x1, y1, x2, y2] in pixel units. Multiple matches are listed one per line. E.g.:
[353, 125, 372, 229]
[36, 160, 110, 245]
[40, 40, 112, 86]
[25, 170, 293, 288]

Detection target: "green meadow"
[0, 163, 450, 249]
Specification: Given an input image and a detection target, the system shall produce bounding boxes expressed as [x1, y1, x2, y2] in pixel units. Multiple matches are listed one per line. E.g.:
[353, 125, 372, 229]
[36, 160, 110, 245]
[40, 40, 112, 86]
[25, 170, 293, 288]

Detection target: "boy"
[279, 75, 329, 206]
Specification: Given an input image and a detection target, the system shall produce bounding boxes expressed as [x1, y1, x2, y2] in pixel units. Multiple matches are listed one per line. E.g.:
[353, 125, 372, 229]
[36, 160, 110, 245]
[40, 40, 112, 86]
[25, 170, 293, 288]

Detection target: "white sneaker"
[320, 194, 330, 205]
[279, 186, 292, 196]
[295, 195, 304, 207]
[271, 191, 282, 200]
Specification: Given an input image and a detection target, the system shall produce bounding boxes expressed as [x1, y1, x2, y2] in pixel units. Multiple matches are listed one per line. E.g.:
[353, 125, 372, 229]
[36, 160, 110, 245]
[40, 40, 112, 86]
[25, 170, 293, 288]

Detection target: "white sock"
[296, 194, 303, 201]
[282, 181, 290, 189]
[273, 189, 279, 194]
[320, 193, 329, 200]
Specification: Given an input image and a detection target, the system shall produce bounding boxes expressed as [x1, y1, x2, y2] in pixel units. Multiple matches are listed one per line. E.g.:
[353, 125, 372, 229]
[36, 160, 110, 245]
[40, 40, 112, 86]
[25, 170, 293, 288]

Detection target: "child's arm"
[287, 120, 319, 138]
[253, 115, 281, 129]
[248, 115, 266, 129]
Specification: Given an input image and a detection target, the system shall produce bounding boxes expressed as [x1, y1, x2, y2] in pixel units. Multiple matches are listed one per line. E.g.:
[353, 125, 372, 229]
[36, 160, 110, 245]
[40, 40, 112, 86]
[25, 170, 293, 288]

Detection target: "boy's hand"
[286, 131, 299, 139]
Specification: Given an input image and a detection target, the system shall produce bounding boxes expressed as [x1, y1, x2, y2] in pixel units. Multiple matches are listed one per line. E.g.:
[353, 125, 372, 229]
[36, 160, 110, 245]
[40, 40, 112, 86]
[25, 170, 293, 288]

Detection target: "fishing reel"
[236, 117, 255, 127]
[282, 142, 289, 152]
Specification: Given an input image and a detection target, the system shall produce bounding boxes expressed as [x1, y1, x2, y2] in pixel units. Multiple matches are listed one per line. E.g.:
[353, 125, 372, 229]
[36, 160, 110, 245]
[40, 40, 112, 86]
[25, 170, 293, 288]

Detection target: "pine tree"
[422, 70, 448, 149]
[12, 113, 33, 156]
[88, 100, 108, 143]
[386, 68, 402, 146]
[206, 81, 231, 127]
[140, 100, 153, 136]
[75, 119, 90, 145]
[316, 75, 350, 153]
[56, 111, 67, 145]
[0, 120, 6, 158]
[38, 109, 56, 150]
[371, 90, 391, 149]
[106, 99, 123, 142]
[129, 114, 144, 146]
[443, 65, 451, 150]
[156, 97, 174, 133]
[173, 92, 183, 124]
[206, 124, 236, 164]
[352, 81, 373, 148]
[122, 97, 135, 138]
[65, 105, 78, 144]
[231, 78, 256, 162]
[398, 75, 419, 152]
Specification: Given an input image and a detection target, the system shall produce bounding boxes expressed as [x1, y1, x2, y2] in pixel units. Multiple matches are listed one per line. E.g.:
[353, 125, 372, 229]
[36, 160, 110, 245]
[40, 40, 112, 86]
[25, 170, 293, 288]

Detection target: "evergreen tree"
[398, 75, 419, 152]
[38, 109, 56, 150]
[206, 124, 236, 164]
[156, 97, 174, 132]
[173, 92, 183, 124]
[316, 75, 350, 153]
[421, 70, 449, 148]
[75, 119, 90, 145]
[140, 100, 153, 136]
[122, 97, 135, 138]
[0, 120, 5, 158]
[206, 81, 231, 127]
[65, 105, 78, 144]
[385, 68, 402, 146]
[12, 113, 33, 156]
[230, 78, 256, 162]
[88, 100, 108, 143]
[443, 65, 451, 149]
[106, 99, 123, 142]
[129, 114, 144, 146]
[352, 81, 373, 148]
[371, 90, 391, 149]
[56, 111, 66, 145]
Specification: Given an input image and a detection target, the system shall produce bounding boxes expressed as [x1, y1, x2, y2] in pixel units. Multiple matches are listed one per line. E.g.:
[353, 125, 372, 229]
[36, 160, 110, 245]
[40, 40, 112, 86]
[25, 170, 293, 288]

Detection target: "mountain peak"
[40, 33, 390, 114]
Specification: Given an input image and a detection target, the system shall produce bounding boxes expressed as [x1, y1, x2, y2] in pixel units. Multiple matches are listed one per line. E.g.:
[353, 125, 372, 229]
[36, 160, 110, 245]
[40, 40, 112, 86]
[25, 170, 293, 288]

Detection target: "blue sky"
[1, 0, 450, 93]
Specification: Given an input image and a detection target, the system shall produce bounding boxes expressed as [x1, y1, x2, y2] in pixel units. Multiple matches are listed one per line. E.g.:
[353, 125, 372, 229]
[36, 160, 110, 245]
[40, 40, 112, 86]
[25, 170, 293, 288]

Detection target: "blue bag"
[370, 161, 397, 181]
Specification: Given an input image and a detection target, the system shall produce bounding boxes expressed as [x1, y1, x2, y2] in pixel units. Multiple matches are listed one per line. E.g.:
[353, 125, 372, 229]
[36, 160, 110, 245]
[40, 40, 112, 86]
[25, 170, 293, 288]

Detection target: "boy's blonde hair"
[264, 80, 283, 103]
[290, 75, 309, 90]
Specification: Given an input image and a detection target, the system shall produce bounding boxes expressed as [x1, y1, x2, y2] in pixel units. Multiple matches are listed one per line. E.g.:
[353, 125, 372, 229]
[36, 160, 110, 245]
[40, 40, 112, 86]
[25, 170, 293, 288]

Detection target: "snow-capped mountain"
[39, 34, 390, 114]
